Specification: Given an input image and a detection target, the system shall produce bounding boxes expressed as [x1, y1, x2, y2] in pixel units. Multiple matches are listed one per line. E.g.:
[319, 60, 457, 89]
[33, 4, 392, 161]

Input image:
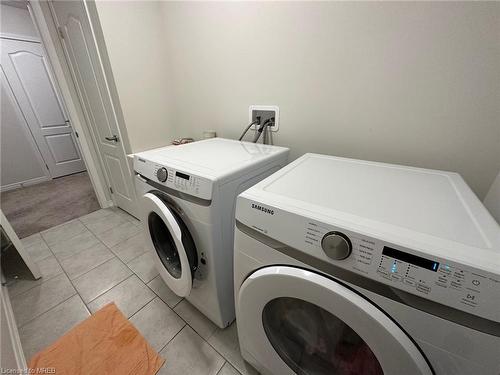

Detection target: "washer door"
[141, 192, 197, 297]
[237, 266, 433, 375]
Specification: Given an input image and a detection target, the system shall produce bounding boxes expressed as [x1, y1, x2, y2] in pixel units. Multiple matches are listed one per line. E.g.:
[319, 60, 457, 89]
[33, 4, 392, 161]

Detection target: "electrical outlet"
[249, 105, 280, 132]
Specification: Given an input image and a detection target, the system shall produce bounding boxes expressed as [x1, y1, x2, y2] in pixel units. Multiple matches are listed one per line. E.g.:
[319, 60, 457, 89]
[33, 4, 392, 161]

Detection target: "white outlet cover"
[249, 105, 280, 132]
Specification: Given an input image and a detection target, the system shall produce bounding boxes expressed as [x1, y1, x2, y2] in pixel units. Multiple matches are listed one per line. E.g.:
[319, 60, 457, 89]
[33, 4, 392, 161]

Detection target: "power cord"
[253, 118, 274, 144]
[263, 119, 275, 145]
[238, 117, 261, 141]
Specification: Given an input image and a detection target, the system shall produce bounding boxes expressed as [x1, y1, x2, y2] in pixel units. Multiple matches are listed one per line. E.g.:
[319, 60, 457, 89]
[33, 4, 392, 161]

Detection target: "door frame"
[27, 0, 130, 210]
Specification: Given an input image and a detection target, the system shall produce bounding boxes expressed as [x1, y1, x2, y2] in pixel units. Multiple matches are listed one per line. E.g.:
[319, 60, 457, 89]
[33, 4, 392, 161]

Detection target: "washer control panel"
[302, 219, 500, 322]
[134, 157, 212, 200]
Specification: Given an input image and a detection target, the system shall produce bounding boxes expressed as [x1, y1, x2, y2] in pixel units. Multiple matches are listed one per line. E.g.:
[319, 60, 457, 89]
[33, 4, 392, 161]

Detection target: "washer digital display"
[383, 246, 439, 272]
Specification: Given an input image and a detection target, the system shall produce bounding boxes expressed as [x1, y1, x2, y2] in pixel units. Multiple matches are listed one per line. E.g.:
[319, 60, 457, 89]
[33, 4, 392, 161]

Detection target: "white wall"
[160, 2, 500, 199]
[95, 0, 174, 153]
[0, 4, 39, 41]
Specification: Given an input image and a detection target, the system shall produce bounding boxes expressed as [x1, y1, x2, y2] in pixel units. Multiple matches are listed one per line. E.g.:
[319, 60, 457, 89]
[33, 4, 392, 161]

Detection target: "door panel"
[49, 1, 137, 216]
[10, 51, 65, 127]
[104, 154, 130, 199]
[45, 133, 80, 163]
[0, 39, 85, 178]
[0, 68, 49, 188]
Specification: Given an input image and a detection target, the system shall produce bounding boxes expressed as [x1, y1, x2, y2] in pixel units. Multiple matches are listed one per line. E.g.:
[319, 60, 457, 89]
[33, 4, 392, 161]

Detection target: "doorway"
[0, 2, 99, 237]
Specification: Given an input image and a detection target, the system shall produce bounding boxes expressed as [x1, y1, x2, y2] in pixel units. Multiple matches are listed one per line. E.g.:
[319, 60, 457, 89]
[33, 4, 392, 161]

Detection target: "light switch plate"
[249, 105, 280, 132]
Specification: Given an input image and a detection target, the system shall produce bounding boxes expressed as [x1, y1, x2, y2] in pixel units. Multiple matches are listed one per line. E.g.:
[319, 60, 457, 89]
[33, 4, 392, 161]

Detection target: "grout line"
[123, 247, 149, 265]
[40, 231, 126, 318]
[144, 277, 183, 310]
[85, 273, 137, 306]
[126, 293, 161, 320]
[156, 322, 187, 354]
[17, 292, 78, 329]
[7, 271, 62, 299]
[54, 247, 117, 284]
[41, 233, 84, 309]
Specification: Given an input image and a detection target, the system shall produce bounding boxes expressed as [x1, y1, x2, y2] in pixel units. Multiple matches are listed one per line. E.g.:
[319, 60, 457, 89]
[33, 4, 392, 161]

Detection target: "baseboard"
[101, 199, 114, 209]
[1, 176, 51, 192]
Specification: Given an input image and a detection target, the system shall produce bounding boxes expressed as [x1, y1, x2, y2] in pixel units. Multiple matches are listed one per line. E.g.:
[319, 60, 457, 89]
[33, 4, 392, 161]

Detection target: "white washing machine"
[234, 153, 500, 375]
[134, 138, 289, 328]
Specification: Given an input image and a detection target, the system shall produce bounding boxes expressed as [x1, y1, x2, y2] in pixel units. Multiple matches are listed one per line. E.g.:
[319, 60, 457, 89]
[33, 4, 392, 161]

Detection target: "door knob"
[105, 135, 119, 142]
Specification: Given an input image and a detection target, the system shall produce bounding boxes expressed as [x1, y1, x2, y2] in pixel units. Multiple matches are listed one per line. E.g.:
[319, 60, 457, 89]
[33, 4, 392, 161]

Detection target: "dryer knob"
[321, 232, 352, 260]
[156, 167, 168, 182]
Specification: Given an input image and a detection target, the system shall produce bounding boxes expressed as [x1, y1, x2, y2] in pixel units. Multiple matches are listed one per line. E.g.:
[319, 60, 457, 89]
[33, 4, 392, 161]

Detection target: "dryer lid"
[238, 153, 500, 269]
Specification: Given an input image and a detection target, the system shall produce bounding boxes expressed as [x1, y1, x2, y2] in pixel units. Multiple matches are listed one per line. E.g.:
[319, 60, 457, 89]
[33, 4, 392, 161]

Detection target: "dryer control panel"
[304, 219, 500, 323]
[134, 156, 212, 200]
[235, 195, 500, 324]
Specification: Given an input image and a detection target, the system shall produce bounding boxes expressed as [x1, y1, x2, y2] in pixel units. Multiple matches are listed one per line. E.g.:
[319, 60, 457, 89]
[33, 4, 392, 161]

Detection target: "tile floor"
[7, 207, 258, 375]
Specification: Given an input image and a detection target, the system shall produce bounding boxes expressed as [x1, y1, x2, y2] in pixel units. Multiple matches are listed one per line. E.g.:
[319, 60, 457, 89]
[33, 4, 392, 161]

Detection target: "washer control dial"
[321, 232, 352, 260]
[156, 167, 168, 182]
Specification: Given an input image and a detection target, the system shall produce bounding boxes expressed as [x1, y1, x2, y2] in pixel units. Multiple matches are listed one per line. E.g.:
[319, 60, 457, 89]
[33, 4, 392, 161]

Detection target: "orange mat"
[29, 302, 165, 375]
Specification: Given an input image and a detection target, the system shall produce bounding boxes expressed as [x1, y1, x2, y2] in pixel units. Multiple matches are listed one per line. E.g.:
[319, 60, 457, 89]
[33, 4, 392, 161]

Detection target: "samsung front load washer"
[234, 153, 500, 375]
[134, 138, 289, 328]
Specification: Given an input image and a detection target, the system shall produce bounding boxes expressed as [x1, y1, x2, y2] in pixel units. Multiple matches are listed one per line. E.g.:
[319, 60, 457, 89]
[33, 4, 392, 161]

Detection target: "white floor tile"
[21, 234, 52, 263]
[208, 323, 258, 375]
[40, 219, 87, 246]
[72, 258, 132, 303]
[130, 297, 185, 351]
[217, 362, 242, 375]
[147, 275, 182, 308]
[174, 300, 218, 340]
[127, 252, 159, 283]
[95, 221, 141, 248]
[11, 273, 76, 327]
[110, 233, 148, 263]
[7, 255, 63, 297]
[87, 275, 155, 318]
[83, 212, 128, 235]
[158, 326, 224, 375]
[18, 294, 89, 360]
[59, 243, 114, 280]
[50, 230, 101, 261]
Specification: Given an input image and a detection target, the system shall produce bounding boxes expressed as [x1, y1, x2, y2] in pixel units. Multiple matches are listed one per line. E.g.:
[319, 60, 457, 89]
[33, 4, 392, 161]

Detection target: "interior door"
[49, 0, 137, 216]
[0, 38, 85, 178]
[237, 266, 433, 375]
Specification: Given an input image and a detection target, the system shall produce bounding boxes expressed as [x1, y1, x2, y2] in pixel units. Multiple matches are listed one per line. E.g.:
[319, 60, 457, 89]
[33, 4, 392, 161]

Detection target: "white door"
[0, 38, 85, 178]
[140, 191, 198, 297]
[237, 266, 433, 375]
[49, 1, 137, 216]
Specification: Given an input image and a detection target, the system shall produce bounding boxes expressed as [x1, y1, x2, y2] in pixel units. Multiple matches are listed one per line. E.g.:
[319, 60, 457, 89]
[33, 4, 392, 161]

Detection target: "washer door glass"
[141, 192, 197, 297]
[237, 266, 433, 375]
[263, 297, 383, 375]
[149, 211, 183, 278]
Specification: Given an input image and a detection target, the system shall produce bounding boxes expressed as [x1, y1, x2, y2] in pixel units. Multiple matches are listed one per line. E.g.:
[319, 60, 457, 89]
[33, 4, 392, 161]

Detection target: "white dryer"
[134, 138, 289, 328]
[234, 153, 500, 375]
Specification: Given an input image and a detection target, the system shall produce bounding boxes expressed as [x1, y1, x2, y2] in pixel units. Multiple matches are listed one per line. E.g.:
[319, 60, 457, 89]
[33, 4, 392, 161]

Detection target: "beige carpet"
[1, 172, 100, 238]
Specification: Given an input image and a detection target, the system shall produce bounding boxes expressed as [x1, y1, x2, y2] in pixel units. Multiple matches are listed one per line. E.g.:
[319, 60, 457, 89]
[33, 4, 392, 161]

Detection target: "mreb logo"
[251, 203, 274, 215]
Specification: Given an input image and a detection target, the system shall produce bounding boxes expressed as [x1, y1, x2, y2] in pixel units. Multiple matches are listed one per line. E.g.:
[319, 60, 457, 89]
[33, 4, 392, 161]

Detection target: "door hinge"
[75, 131, 79, 138]
[109, 186, 113, 194]
[57, 26, 64, 39]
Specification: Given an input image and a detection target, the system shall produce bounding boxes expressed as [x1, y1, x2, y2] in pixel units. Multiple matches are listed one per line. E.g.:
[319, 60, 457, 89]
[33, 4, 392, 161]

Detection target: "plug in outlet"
[249, 105, 280, 132]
